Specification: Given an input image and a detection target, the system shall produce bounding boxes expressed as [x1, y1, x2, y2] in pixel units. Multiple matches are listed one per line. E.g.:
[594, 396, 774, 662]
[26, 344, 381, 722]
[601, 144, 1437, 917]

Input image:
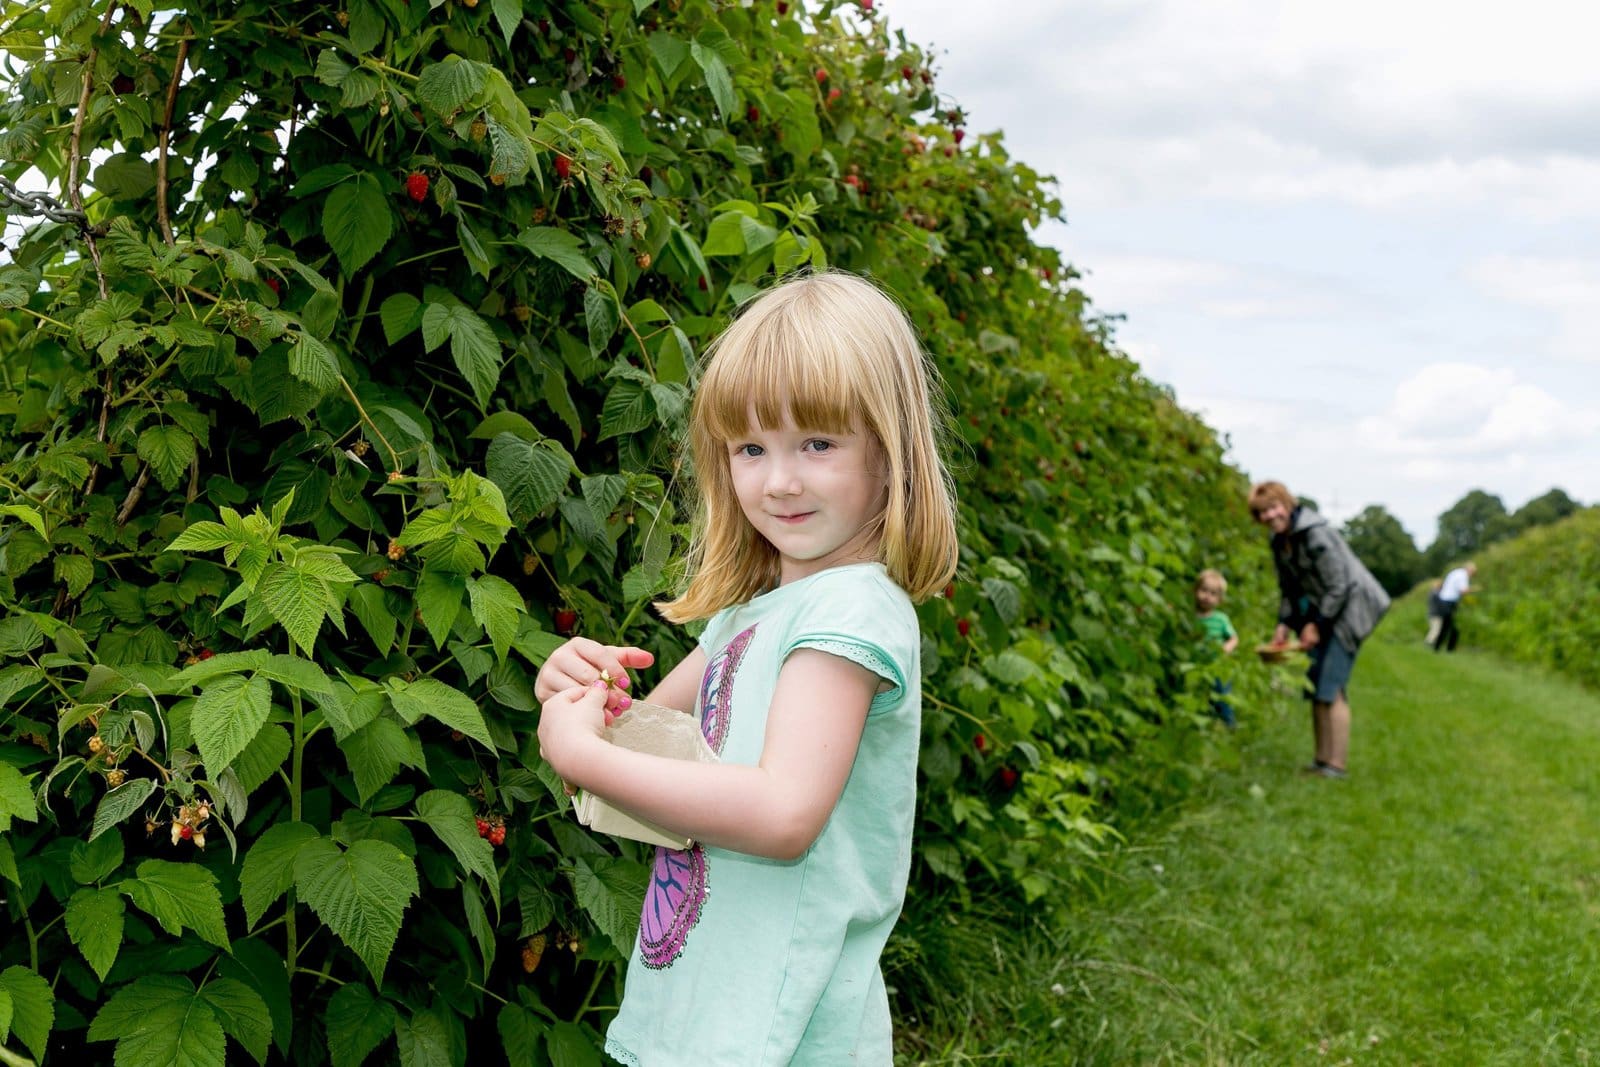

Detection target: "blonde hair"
[1248, 480, 1296, 517]
[1195, 569, 1227, 596]
[657, 272, 959, 622]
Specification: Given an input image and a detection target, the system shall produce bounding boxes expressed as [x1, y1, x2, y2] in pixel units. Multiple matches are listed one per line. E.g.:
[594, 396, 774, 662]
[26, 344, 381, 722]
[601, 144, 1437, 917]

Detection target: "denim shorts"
[1306, 635, 1358, 702]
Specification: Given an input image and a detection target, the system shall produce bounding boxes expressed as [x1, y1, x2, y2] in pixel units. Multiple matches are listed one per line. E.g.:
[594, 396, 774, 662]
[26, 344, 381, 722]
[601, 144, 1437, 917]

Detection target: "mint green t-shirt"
[1198, 609, 1236, 644]
[604, 563, 921, 1066]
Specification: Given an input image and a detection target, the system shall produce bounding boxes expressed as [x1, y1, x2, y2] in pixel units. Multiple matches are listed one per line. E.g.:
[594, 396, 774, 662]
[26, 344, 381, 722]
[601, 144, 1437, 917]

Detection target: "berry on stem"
[554, 154, 572, 180]
[406, 172, 429, 202]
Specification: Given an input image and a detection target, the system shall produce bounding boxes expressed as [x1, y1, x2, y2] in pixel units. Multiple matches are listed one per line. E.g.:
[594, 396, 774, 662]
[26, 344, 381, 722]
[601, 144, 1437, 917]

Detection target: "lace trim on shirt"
[603, 1036, 641, 1066]
[795, 637, 901, 697]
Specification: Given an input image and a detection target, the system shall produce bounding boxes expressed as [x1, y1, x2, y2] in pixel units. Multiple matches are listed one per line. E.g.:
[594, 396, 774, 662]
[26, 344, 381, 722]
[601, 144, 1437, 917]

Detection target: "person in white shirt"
[1433, 562, 1476, 652]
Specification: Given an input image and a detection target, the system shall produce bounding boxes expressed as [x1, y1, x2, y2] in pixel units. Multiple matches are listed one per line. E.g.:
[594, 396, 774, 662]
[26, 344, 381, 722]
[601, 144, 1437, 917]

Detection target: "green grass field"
[901, 636, 1600, 1064]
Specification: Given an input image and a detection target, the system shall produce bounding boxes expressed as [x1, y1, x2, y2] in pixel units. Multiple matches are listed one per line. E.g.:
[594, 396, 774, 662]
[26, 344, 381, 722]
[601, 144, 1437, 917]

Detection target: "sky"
[884, 0, 1600, 546]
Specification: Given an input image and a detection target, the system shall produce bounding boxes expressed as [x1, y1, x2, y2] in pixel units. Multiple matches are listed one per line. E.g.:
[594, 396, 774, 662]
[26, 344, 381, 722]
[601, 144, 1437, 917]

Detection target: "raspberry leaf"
[0, 966, 54, 1063]
[387, 677, 494, 750]
[198, 977, 273, 1065]
[293, 837, 420, 984]
[416, 789, 500, 910]
[88, 974, 223, 1067]
[325, 983, 397, 1067]
[193, 674, 272, 775]
[241, 822, 320, 929]
[125, 859, 231, 950]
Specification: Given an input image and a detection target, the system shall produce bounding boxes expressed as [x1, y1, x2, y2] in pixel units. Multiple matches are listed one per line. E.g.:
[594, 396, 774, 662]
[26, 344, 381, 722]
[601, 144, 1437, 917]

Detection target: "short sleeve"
[780, 568, 918, 715]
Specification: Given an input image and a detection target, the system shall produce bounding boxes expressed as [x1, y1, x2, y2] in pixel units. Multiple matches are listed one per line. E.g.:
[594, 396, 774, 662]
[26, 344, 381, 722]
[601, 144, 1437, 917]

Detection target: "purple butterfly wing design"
[636, 625, 757, 968]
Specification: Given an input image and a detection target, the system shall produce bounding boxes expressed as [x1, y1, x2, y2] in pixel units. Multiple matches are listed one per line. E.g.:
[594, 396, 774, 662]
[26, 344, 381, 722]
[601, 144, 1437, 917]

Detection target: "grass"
[897, 636, 1600, 1064]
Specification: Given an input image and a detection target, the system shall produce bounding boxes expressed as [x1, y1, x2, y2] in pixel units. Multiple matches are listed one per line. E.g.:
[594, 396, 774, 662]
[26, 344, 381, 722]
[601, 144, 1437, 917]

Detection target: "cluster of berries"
[475, 814, 507, 847]
[169, 801, 212, 849]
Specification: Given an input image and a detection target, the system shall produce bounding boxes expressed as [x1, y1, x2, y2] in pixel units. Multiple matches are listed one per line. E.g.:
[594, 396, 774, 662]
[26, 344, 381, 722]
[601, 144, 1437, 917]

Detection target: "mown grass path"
[1049, 637, 1600, 1065]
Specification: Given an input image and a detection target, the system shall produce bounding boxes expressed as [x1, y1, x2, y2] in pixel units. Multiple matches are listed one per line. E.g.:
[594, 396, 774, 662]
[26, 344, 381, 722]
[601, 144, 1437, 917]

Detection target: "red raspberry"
[405, 172, 429, 203]
[956, 618, 971, 637]
[815, 68, 829, 83]
[746, 106, 760, 123]
[554, 154, 572, 180]
[827, 87, 842, 105]
[265, 278, 281, 296]
[953, 128, 966, 145]
[179, 824, 194, 839]
[554, 608, 578, 635]
[488, 825, 506, 847]
[999, 767, 1018, 789]
[901, 66, 915, 82]
[476, 816, 489, 838]
[197, 648, 215, 660]
[973, 734, 987, 753]
[612, 73, 626, 91]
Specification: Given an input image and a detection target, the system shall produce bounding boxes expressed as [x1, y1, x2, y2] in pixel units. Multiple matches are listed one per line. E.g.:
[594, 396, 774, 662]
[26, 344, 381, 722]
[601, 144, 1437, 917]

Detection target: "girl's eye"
[803, 439, 835, 454]
[732, 443, 763, 458]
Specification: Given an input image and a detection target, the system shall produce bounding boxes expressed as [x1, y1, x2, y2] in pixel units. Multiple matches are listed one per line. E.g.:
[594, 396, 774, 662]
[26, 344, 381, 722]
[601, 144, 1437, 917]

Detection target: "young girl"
[535, 271, 959, 1065]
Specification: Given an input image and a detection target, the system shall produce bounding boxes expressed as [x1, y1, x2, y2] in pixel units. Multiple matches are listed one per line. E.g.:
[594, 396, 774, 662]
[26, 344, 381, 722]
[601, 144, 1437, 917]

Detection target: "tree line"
[1340, 488, 1588, 596]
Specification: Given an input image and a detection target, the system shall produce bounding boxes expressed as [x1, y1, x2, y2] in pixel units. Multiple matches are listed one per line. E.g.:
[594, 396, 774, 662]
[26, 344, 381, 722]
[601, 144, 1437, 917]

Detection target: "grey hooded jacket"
[1271, 507, 1390, 652]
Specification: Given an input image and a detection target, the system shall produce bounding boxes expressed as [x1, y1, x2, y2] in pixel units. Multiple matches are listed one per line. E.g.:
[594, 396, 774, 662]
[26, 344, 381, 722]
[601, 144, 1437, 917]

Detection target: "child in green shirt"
[1196, 569, 1239, 727]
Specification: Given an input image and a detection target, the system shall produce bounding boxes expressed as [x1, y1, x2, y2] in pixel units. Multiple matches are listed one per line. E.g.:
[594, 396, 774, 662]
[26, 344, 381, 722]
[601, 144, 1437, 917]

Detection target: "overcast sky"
[886, 0, 1599, 546]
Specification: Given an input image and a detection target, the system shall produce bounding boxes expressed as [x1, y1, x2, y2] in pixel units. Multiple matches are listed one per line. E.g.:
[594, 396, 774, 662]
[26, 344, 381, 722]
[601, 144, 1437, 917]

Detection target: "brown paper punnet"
[572, 700, 716, 849]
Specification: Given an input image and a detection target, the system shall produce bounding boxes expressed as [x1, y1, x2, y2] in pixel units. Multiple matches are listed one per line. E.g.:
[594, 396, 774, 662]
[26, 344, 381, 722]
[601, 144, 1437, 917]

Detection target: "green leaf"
[702, 211, 747, 257]
[193, 674, 272, 775]
[416, 56, 488, 114]
[232, 723, 292, 797]
[323, 173, 394, 276]
[348, 584, 397, 655]
[415, 790, 500, 910]
[647, 32, 690, 79]
[88, 974, 223, 1067]
[325, 983, 397, 1067]
[486, 433, 570, 523]
[414, 569, 466, 649]
[258, 654, 335, 693]
[219, 940, 293, 1059]
[126, 858, 231, 949]
[467, 575, 523, 662]
[70, 831, 125, 884]
[199, 977, 273, 1065]
[598, 380, 656, 440]
[316, 49, 353, 87]
[0, 504, 46, 537]
[498, 1003, 545, 1063]
[690, 40, 736, 120]
[569, 855, 645, 956]
[290, 331, 339, 394]
[0, 839, 17, 886]
[583, 284, 618, 354]
[137, 424, 198, 491]
[54, 553, 94, 598]
[89, 777, 156, 841]
[339, 717, 414, 804]
[257, 562, 339, 654]
[387, 678, 493, 750]
[66, 887, 125, 980]
[380, 292, 424, 344]
[491, 0, 521, 44]
[395, 1008, 454, 1067]
[168, 519, 239, 553]
[982, 576, 1022, 625]
[0, 762, 37, 833]
[294, 837, 420, 983]
[0, 966, 55, 1063]
[241, 822, 320, 929]
[171, 649, 271, 688]
[515, 226, 593, 282]
[420, 303, 503, 407]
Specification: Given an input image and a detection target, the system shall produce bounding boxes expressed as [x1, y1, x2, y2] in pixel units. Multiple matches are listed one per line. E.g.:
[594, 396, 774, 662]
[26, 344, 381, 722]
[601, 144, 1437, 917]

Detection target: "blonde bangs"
[657, 272, 960, 622]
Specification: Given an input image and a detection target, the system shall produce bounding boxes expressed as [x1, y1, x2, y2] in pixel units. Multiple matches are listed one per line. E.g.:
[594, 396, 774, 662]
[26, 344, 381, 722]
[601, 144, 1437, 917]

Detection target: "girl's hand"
[534, 637, 654, 715]
[538, 682, 611, 785]
[1299, 621, 1320, 649]
[1272, 623, 1292, 646]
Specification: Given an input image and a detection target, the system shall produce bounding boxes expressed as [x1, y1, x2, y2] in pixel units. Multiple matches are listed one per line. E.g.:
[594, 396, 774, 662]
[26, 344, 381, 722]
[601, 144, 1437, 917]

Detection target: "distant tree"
[1297, 495, 1320, 513]
[1342, 505, 1424, 596]
[1508, 488, 1582, 533]
[1427, 489, 1510, 567]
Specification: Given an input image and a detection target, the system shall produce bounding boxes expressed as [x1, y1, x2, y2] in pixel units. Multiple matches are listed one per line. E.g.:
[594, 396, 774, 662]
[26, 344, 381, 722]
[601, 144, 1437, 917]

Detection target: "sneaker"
[1300, 760, 1329, 775]
[1315, 764, 1348, 779]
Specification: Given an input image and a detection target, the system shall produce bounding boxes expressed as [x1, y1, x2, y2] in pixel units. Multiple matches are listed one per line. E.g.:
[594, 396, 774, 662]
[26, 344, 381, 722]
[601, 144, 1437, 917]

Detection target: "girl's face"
[727, 416, 890, 586]
[1253, 500, 1292, 535]
[1196, 585, 1222, 612]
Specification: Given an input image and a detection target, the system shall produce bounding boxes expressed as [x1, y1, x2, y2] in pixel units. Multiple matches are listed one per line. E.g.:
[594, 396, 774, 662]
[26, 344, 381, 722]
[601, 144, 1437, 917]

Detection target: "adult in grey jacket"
[1249, 481, 1390, 778]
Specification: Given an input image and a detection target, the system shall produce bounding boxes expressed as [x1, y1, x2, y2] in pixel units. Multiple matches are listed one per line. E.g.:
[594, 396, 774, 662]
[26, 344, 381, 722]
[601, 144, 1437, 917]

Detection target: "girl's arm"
[539, 648, 880, 861]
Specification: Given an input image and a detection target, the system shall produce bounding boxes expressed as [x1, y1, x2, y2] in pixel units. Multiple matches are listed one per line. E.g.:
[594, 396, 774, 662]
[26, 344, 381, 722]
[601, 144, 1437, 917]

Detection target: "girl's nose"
[764, 458, 801, 497]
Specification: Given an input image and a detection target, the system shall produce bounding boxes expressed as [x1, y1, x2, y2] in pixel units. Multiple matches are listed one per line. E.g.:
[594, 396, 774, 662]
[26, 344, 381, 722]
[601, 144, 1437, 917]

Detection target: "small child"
[535, 271, 960, 1064]
[1196, 569, 1239, 727]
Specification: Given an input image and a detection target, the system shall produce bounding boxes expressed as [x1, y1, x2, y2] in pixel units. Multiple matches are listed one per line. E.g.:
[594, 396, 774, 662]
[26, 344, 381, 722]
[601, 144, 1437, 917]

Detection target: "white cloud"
[1468, 255, 1600, 362]
[1357, 362, 1600, 458]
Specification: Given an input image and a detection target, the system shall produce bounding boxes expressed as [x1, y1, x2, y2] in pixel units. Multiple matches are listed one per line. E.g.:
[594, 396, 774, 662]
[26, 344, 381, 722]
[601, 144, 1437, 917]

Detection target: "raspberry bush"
[0, 0, 1264, 1061]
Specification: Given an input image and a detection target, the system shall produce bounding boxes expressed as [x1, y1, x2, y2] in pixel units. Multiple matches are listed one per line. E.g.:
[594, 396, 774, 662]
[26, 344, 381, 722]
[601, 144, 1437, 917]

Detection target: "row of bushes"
[0, 0, 1266, 1061]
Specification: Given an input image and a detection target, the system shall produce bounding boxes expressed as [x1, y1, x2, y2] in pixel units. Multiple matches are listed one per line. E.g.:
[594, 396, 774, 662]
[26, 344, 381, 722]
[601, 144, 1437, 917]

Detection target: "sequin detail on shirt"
[637, 624, 756, 969]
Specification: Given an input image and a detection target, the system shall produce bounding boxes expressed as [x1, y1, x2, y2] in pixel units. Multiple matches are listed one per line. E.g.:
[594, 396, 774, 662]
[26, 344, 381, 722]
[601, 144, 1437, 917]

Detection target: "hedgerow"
[0, 0, 1264, 1061]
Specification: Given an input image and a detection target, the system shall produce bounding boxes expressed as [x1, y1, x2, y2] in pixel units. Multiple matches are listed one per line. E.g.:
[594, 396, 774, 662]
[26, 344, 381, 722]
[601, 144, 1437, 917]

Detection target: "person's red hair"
[1247, 480, 1296, 516]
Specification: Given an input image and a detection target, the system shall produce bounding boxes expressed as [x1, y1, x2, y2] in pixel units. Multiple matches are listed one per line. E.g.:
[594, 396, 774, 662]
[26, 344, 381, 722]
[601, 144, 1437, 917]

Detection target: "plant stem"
[573, 961, 611, 1022]
[286, 648, 306, 975]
